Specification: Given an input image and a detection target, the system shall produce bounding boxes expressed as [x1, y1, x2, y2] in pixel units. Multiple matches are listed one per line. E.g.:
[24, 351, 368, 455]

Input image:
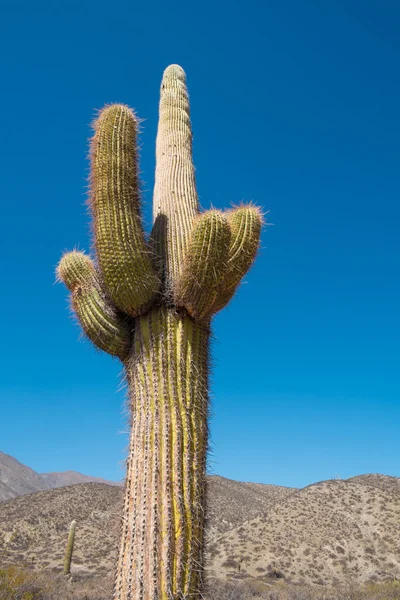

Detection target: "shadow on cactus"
[57, 64, 264, 600]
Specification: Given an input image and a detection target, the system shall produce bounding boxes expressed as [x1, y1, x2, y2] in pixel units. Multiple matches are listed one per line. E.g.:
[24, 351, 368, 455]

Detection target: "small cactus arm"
[57, 64, 263, 600]
[63, 520, 76, 576]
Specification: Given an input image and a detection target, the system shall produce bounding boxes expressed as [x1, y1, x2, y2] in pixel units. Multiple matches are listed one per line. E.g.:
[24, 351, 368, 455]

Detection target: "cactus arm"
[211, 205, 263, 313]
[63, 520, 76, 576]
[90, 105, 159, 317]
[72, 287, 132, 359]
[151, 65, 199, 289]
[57, 250, 96, 290]
[57, 251, 131, 360]
[174, 210, 231, 320]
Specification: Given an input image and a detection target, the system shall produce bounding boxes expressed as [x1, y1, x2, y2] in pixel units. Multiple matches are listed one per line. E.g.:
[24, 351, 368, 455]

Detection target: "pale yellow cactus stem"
[152, 65, 199, 290]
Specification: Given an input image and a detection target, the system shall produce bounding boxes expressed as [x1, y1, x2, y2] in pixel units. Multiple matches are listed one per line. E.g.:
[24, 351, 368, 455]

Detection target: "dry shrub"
[206, 578, 400, 600]
[0, 567, 113, 600]
[1, 570, 400, 600]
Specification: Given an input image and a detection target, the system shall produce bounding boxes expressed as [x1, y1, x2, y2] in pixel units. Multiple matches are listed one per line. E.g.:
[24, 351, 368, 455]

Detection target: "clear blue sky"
[1, 1, 399, 489]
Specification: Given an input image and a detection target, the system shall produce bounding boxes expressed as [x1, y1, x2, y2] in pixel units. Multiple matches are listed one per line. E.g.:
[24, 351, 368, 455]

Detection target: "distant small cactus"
[63, 520, 76, 576]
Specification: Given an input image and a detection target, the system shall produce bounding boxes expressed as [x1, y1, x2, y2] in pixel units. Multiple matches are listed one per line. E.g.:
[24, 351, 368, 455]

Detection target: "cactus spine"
[57, 64, 263, 600]
[63, 520, 76, 576]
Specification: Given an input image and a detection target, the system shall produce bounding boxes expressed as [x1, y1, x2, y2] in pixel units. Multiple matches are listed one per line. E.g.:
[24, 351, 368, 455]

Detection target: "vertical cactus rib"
[182, 318, 209, 595]
[151, 65, 199, 289]
[57, 251, 131, 359]
[211, 205, 263, 313]
[114, 308, 209, 600]
[90, 105, 159, 316]
[174, 210, 231, 320]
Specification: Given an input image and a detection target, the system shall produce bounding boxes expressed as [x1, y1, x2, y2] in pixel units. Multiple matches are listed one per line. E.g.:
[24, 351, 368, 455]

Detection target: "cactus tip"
[162, 64, 186, 83]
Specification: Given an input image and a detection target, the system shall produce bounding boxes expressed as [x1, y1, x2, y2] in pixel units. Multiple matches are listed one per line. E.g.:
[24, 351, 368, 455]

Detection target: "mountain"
[0, 473, 399, 586]
[347, 473, 400, 495]
[208, 477, 400, 585]
[0, 480, 17, 503]
[0, 483, 120, 576]
[0, 452, 51, 501]
[207, 475, 295, 537]
[0, 477, 291, 576]
[40, 471, 121, 488]
[0, 451, 120, 502]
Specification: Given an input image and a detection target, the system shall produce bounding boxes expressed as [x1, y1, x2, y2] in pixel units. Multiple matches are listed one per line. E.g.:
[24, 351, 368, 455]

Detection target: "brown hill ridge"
[0, 474, 399, 586]
[0, 451, 119, 502]
[0, 452, 51, 501]
[208, 477, 400, 585]
[207, 475, 295, 537]
[0, 484, 120, 576]
[0, 477, 291, 575]
[40, 471, 121, 489]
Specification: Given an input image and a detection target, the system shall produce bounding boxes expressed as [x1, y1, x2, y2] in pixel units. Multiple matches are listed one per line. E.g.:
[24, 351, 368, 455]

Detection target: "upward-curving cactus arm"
[57, 251, 131, 360]
[90, 105, 160, 316]
[57, 64, 264, 600]
[210, 205, 263, 313]
[174, 210, 231, 321]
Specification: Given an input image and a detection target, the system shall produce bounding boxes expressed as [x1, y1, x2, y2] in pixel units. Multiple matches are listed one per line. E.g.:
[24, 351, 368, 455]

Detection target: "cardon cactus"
[57, 65, 263, 600]
[63, 520, 76, 576]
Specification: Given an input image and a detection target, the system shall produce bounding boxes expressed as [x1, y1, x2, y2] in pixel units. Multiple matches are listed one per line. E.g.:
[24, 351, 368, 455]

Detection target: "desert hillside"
[0, 483, 120, 576]
[208, 477, 400, 585]
[207, 475, 295, 537]
[0, 476, 292, 573]
[0, 472, 399, 586]
[40, 471, 121, 489]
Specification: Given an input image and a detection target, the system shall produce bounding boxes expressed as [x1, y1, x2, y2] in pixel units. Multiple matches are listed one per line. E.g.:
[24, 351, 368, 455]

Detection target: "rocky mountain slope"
[40, 471, 121, 488]
[207, 475, 295, 537]
[0, 476, 292, 575]
[0, 472, 398, 586]
[208, 476, 400, 585]
[0, 451, 118, 501]
[0, 483, 120, 576]
[0, 452, 51, 501]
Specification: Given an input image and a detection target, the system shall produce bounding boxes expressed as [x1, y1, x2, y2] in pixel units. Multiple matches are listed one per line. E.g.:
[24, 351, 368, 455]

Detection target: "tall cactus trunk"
[114, 308, 209, 600]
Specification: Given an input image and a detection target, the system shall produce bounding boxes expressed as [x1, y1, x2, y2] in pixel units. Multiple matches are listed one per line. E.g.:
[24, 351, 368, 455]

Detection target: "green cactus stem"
[90, 105, 160, 317]
[57, 251, 131, 359]
[63, 520, 76, 576]
[174, 210, 231, 320]
[57, 64, 263, 600]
